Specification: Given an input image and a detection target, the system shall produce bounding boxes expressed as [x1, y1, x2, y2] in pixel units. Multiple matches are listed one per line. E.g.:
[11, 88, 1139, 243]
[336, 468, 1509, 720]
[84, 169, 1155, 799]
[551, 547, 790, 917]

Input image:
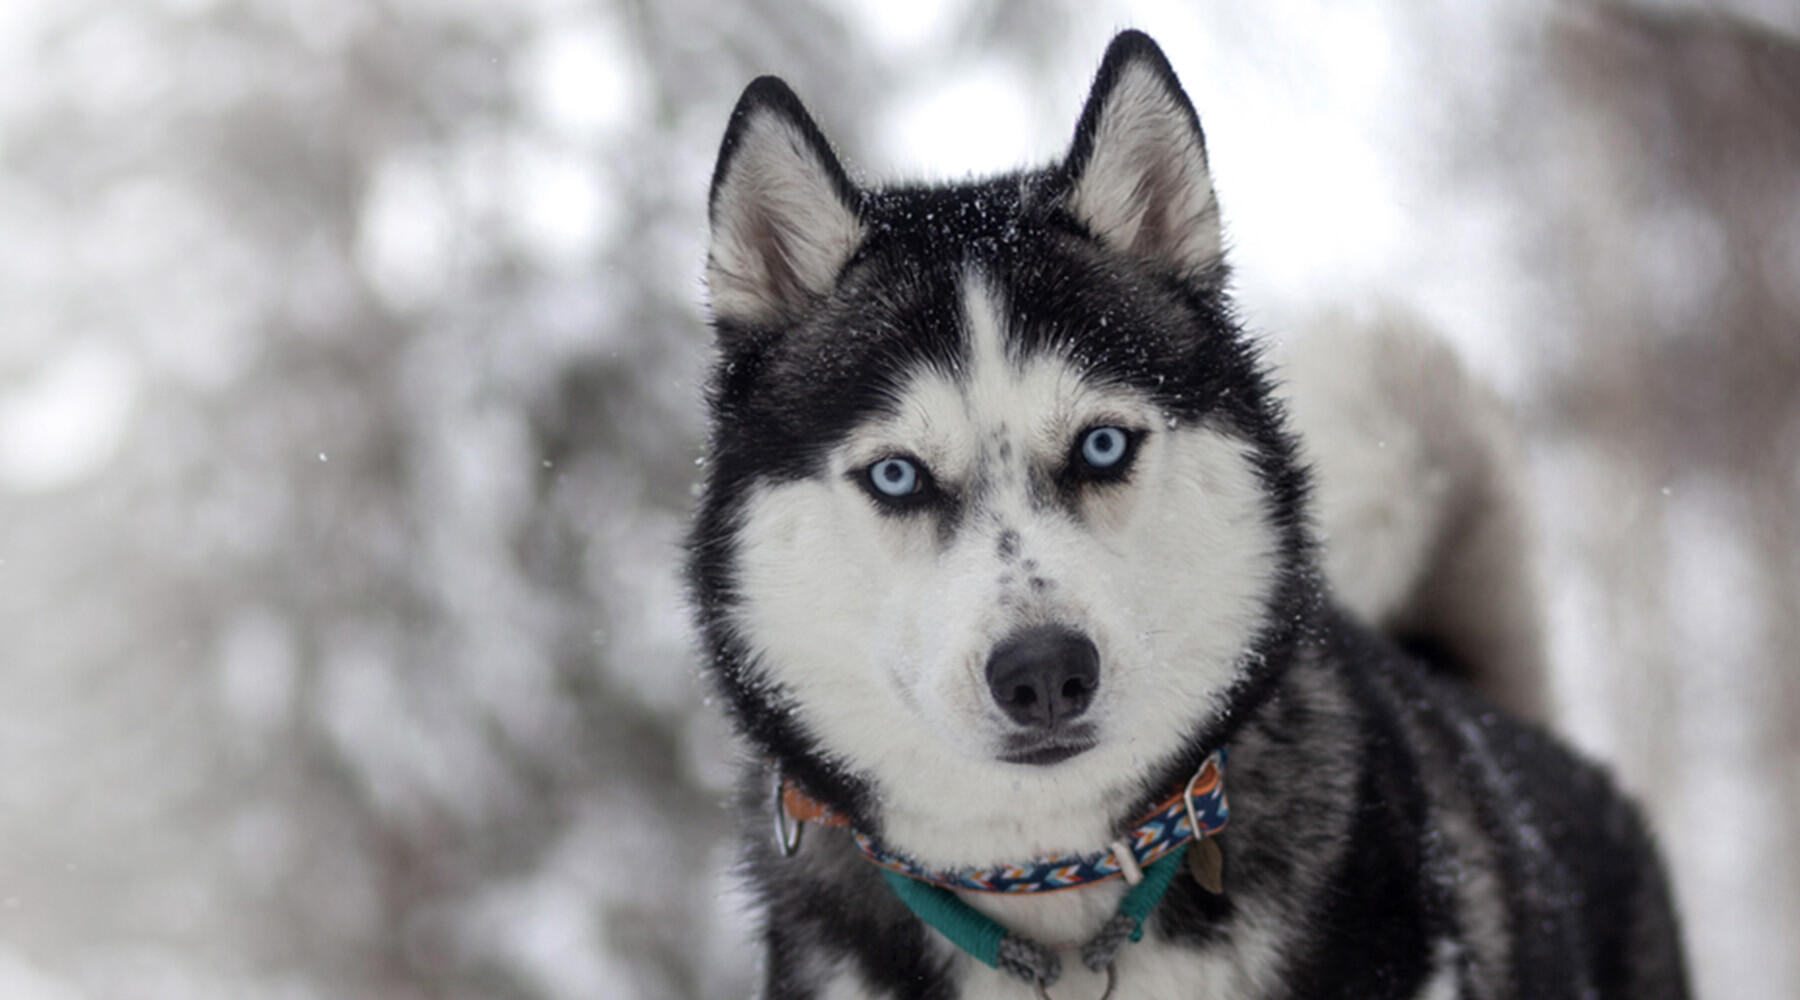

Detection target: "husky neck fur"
[692, 30, 1689, 1000]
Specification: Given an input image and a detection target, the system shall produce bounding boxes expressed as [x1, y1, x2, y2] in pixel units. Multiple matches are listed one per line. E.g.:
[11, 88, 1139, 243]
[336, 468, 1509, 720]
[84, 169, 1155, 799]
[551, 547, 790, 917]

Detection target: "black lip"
[1000, 740, 1096, 767]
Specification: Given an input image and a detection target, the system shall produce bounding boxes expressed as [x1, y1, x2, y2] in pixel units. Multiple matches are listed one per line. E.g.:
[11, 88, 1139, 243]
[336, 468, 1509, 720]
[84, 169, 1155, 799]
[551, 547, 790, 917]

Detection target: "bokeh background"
[2, 0, 1797, 997]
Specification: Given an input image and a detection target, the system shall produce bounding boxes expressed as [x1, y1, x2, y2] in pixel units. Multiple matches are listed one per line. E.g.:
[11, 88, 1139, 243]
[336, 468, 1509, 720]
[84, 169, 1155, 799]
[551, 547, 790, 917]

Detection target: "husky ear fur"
[1065, 31, 1222, 278]
[707, 77, 863, 329]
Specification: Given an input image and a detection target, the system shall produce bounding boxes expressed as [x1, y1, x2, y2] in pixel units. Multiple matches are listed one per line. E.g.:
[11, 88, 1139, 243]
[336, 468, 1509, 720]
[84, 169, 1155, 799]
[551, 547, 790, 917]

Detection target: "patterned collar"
[778, 749, 1228, 894]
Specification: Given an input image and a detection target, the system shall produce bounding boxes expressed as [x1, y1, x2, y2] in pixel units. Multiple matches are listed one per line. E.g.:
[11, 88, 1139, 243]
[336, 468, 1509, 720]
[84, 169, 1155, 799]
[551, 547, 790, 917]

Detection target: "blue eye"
[868, 457, 920, 498]
[1080, 427, 1130, 469]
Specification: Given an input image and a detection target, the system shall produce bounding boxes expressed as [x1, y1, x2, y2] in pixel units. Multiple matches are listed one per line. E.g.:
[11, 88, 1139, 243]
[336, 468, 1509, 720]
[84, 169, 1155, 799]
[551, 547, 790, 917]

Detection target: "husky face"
[693, 37, 1310, 868]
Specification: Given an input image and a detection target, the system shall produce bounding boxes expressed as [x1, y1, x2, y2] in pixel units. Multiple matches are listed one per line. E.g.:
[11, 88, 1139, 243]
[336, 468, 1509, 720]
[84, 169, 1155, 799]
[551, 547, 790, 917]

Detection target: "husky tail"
[1281, 310, 1551, 723]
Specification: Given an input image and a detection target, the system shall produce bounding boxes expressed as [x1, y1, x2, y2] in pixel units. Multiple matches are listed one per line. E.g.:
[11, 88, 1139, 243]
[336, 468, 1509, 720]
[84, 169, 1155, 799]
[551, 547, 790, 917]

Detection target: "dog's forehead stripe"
[962, 270, 1012, 383]
[954, 274, 1048, 509]
[953, 271, 1084, 441]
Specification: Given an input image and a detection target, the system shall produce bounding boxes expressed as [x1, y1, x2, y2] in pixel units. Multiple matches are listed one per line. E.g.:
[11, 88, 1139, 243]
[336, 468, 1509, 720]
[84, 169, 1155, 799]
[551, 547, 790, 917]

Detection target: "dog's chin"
[999, 730, 1098, 767]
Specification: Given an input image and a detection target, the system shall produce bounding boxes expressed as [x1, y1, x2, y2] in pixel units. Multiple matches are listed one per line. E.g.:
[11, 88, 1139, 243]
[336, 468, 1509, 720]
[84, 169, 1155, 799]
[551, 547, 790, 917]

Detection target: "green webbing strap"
[878, 843, 1191, 974]
[880, 867, 1009, 967]
[1119, 843, 1187, 941]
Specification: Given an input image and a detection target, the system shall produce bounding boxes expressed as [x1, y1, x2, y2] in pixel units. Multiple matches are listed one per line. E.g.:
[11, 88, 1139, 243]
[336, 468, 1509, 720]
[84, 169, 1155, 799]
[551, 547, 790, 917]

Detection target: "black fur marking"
[1272, 629, 1446, 999]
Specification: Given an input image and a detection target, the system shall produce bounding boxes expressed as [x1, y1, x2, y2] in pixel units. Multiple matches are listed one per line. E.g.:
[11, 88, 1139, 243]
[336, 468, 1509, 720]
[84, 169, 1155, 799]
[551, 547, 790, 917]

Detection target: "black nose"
[985, 625, 1100, 729]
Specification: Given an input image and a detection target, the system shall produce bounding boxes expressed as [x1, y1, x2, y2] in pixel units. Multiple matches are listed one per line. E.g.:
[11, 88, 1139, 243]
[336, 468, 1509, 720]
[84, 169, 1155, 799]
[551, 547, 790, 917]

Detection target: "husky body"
[690, 32, 1688, 1000]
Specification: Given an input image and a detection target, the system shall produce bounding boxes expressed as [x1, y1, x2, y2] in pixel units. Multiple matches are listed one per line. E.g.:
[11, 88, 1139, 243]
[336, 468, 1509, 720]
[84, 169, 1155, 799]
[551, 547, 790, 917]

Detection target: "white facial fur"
[732, 275, 1280, 868]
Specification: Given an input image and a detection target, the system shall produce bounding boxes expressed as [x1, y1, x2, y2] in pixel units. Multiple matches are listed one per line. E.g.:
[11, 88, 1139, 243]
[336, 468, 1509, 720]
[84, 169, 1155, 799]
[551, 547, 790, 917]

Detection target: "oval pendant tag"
[1188, 836, 1224, 894]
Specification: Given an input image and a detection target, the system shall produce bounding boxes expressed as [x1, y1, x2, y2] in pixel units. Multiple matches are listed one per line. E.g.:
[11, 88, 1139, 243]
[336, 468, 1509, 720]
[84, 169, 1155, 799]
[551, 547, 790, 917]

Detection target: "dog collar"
[777, 748, 1228, 894]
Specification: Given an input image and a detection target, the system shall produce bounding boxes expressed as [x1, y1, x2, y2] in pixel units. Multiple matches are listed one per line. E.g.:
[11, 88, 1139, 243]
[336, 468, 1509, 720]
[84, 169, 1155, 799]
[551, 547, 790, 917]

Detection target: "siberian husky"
[688, 30, 1689, 1000]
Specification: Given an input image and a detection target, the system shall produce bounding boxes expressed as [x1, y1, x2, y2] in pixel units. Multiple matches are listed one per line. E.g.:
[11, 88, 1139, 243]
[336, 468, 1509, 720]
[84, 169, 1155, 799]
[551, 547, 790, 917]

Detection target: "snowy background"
[2, 0, 1797, 998]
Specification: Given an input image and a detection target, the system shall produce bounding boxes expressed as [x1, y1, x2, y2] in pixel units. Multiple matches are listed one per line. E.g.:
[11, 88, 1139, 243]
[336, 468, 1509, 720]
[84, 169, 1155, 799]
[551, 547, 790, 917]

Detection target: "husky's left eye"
[1078, 427, 1132, 471]
[868, 457, 921, 498]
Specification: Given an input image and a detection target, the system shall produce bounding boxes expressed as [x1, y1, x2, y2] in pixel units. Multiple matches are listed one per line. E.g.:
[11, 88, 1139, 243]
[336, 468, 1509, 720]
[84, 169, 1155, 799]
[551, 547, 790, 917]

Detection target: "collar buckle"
[772, 770, 803, 857]
[1182, 749, 1226, 843]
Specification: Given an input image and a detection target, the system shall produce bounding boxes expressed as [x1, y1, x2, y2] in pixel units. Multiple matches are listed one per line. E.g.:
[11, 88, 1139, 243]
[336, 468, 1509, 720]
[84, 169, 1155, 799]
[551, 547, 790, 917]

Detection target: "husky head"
[691, 32, 1315, 868]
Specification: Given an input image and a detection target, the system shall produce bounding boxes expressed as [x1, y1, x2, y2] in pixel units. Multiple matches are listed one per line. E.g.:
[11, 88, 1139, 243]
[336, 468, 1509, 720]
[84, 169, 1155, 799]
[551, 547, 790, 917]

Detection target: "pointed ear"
[707, 77, 863, 329]
[1064, 31, 1222, 278]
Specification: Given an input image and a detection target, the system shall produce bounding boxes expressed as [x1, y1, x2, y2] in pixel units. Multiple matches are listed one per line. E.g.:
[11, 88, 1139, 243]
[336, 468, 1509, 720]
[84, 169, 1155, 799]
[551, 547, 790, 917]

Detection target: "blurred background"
[1, 0, 1796, 997]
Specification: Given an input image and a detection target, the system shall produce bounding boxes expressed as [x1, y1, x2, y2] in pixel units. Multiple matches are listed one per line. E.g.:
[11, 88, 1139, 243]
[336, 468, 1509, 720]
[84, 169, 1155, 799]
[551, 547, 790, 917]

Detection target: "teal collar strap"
[880, 843, 1191, 990]
[866, 749, 1230, 992]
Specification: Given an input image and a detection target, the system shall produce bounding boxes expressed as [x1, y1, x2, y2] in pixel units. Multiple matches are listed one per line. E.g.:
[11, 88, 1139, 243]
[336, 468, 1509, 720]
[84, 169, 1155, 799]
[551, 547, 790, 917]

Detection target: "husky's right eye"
[1068, 425, 1143, 484]
[867, 457, 921, 499]
[1080, 427, 1130, 469]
